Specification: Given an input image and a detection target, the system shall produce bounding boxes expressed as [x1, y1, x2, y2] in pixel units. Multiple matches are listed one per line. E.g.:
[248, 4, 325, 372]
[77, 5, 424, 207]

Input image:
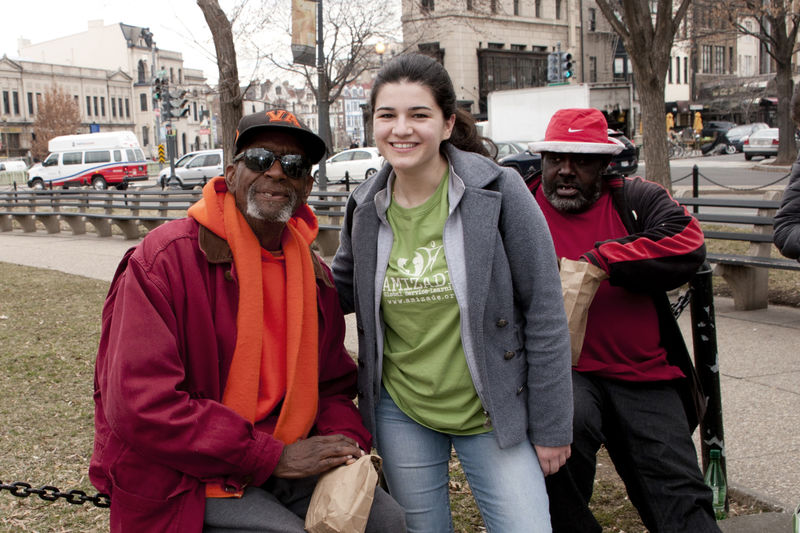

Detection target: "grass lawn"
[0, 259, 785, 532]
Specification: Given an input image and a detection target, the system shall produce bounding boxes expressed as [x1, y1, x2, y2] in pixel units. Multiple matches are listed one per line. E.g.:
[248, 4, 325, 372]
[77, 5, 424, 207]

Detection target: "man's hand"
[534, 444, 571, 476]
[272, 435, 365, 479]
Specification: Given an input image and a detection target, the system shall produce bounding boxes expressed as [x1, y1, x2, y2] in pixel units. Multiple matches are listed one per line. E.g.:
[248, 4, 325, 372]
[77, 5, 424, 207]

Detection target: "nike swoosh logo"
[568, 128, 583, 133]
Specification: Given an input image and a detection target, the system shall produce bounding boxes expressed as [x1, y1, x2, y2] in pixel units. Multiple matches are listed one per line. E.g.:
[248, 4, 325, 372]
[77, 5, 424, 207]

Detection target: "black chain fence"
[0, 480, 110, 508]
[672, 165, 791, 191]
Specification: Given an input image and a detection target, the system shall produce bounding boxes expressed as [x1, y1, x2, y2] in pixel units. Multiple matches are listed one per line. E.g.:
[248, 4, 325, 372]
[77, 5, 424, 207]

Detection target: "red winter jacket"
[90, 217, 370, 532]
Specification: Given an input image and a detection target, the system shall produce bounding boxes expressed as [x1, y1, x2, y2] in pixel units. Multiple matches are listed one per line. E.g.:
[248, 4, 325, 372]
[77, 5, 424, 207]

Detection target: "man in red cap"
[90, 109, 405, 532]
[529, 108, 721, 532]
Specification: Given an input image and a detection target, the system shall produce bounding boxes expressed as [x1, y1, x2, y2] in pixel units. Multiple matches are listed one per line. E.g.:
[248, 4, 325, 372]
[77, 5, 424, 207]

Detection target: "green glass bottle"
[704, 449, 727, 520]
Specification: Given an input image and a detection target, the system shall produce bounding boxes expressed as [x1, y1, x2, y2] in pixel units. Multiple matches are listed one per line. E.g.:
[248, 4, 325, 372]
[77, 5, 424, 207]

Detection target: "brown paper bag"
[559, 257, 609, 365]
[304, 454, 381, 533]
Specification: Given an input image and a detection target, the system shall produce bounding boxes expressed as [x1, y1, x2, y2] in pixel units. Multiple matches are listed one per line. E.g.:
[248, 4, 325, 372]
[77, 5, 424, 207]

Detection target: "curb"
[729, 484, 789, 512]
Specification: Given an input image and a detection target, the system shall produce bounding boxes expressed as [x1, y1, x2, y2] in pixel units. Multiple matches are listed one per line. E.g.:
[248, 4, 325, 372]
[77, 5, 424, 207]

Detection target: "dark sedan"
[499, 129, 638, 179]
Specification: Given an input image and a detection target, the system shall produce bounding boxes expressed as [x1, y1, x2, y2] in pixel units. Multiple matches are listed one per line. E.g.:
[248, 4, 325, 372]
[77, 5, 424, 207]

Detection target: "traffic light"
[166, 89, 190, 119]
[153, 78, 163, 102]
[547, 52, 560, 83]
[560, 52, 574, 80]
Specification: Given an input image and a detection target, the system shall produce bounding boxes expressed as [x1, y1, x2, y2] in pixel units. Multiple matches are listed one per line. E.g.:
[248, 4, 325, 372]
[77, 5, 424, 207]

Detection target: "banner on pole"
[291, 0, 317, 67]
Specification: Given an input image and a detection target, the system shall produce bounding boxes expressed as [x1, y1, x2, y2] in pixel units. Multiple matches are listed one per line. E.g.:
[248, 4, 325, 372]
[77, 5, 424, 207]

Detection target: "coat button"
[504, 351, 515, 360]
[517, 385, 525, 395]
[224, 270, 234, 281]
[496, 319, 508, 327]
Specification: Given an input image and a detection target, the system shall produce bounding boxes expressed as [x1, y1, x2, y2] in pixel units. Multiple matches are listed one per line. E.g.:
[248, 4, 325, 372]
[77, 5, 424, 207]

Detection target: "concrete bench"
[677, 191, 799, 310]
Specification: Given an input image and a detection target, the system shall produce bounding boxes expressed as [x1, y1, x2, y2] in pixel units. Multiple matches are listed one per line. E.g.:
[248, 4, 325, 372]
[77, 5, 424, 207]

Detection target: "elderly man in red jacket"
[90, 110, 406, 532]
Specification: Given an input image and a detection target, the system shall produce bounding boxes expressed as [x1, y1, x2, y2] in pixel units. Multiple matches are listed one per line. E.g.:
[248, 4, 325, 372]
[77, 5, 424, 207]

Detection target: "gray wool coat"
[332, 143, 573, 450]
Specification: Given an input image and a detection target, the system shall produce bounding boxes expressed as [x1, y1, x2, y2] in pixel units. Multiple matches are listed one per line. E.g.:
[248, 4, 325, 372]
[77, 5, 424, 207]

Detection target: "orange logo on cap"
[265, 110, 301, 128]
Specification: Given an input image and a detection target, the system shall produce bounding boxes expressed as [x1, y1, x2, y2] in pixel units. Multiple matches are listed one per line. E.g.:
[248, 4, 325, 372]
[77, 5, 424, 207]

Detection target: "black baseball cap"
[234, 109, 327, 163]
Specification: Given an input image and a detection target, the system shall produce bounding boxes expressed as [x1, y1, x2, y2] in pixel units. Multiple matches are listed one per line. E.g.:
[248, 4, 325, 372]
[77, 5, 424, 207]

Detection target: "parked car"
[158, 149, 223, 189]
[312, 147, 384, 183]
[743, 128, 781, 160]
[723, 123, 769, 153]
[499, 129, 638, 179]
[700, 120, 737, 139]
[0, 160, 28, 172]
[494, 141, 529, 160]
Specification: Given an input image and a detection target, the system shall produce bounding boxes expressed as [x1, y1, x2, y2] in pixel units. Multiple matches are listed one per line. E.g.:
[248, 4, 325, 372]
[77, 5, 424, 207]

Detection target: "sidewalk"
[0, 230, 797, 525]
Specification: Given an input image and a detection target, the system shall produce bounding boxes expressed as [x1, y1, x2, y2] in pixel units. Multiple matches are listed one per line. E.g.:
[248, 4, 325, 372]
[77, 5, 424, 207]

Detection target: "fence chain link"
[671, 288, 693, 319]
[693, 168, 790, 191]
[0, 480, 110, 508]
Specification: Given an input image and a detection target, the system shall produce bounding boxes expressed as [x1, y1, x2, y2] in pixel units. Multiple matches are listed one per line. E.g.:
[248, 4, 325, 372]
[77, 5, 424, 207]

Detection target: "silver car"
[158, 149, 223, 189]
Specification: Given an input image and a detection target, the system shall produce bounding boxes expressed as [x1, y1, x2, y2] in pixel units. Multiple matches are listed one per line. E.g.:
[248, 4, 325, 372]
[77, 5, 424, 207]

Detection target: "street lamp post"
[375, 42, 386, 66]
[316, 0, 329, 191]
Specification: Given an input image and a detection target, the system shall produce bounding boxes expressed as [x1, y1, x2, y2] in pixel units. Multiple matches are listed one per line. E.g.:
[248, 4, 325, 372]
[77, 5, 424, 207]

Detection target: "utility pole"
[316, 0, 329, 190]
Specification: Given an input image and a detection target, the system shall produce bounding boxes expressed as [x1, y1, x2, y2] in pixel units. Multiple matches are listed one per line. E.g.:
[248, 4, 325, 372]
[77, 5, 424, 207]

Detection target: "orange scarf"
[188, 177, 319, 498]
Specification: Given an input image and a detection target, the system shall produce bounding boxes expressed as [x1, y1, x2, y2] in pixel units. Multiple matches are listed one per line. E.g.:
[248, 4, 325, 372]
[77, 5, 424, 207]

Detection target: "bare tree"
[260, 0, 399, 154]
[595, 0, 692, 189]
[31, 86, 80, 161]
[715, 0, 800, 165]
[197, 0, 245, 166]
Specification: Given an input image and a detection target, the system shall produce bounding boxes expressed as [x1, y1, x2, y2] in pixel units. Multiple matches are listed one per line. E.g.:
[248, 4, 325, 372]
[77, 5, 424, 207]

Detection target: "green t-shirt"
[381, 172, 489, 435]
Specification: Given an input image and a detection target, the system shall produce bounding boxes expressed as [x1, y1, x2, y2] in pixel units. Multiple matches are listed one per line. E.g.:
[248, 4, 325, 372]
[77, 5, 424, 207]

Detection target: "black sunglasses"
[233, 148, 311, 180]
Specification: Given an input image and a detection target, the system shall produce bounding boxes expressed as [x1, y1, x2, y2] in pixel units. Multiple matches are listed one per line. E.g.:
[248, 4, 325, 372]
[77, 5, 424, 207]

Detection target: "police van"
[27, 131, 149, 190]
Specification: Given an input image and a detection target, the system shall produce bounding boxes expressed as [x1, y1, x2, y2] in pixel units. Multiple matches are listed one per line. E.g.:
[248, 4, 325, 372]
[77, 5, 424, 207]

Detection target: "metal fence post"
[692, 165, 699, 213]
[689, 261, 728, 509]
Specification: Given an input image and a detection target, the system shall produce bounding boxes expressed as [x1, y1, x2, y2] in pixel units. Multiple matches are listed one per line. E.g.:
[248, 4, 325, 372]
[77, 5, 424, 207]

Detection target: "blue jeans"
[376, 386, 551, 533]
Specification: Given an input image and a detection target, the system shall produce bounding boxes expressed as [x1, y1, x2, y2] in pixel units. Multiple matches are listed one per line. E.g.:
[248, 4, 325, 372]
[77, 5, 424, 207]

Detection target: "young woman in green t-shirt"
[333, 53, 573, 533]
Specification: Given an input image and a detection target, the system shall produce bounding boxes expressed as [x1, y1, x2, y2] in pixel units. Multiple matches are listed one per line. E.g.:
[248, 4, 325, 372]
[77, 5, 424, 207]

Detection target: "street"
[640, 153, 793, 190]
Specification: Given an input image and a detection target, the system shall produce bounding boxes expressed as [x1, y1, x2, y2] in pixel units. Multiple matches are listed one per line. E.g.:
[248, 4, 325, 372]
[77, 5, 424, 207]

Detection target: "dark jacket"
[531, 173, 708, 428]
[90, 217, 370, 533]
[774, 150, 800, 260]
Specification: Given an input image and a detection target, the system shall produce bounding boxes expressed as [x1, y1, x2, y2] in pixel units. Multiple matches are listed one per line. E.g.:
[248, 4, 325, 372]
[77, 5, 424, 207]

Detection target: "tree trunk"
[198, 0, 243, 167]
[638, 74, 671, 189]
[774, 65, 795, 166]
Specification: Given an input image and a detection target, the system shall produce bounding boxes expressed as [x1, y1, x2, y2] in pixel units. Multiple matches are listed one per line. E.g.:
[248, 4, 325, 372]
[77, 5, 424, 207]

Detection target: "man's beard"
[542, 177, 602, 213]
[245, 185, 299, 223]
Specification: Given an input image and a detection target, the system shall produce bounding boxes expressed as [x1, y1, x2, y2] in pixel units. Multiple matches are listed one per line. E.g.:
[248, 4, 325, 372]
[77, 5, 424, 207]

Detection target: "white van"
[0, 160, 28, 172]
[157, 149, 223, 189]
[27, 131, 148, 190]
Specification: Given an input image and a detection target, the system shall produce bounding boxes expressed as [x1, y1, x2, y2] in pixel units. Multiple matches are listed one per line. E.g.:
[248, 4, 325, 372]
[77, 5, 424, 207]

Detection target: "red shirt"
[535, 188, 684, 382]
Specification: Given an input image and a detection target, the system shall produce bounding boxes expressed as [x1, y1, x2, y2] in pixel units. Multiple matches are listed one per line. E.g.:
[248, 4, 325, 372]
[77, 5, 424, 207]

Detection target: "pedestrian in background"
[528, 108, 721, 533]
[332, 53, 573, 533]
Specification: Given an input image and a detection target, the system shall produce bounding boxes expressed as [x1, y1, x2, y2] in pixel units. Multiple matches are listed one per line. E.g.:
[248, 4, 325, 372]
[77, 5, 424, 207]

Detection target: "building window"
[170, 67, 175, 83]
[138, 60, 146, 83]
[101, 96, 106, 116]
[490, 0, 497, 13]
[193, 101, 198, 121]
[27, 92, 34, 115]
[142, 126, 149, 146]
[589, 8, 596, 31]
[421, 0, 434, 12]
[112, 98, 117, 118]
[467, 0, 472, 9]
[556, 0, 562, 19]
[714, 45, 725, 74]
[513, 0, 519, 14]
[125, 98, 130, 118]
[2, 91, 9, 114]
[12, 92, 19, 115]
[178, 69, 183, 83]
[588, 56, 597, 82]
[668, 57, 673, 84]
[684, 57, 688, 83]
[93, 96, 99, 116]
[86, 96, 92, 116]
[140, 93, 148, 112]
[675, 56, 681, 84]
[118, 98, 124, 118]
[487, 42, 504, 49]
[535, 0, 541, 17]
[511, 44, 527, 51]
[729, 46, 734, 74]
[701, 45, 712, 73]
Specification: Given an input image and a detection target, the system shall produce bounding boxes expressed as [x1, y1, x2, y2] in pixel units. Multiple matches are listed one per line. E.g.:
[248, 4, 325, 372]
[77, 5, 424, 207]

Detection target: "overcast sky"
[2, 0, 223, 84]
